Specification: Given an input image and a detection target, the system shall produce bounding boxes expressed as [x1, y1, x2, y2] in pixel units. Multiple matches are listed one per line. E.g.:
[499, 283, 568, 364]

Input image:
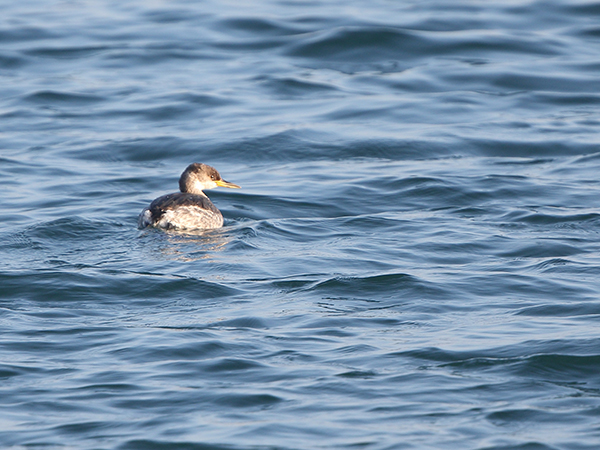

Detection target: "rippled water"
[2, 1, 600, 449]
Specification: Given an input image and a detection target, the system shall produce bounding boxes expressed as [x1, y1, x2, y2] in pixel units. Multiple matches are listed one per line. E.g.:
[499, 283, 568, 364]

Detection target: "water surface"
[2, 1, 600, 449]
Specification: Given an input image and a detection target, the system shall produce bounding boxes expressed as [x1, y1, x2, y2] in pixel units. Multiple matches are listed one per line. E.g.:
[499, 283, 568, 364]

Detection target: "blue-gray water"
[2, 1, 600, 449]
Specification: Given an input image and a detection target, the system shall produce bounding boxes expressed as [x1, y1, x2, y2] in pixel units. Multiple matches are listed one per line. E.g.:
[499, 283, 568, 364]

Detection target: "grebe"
[138, 163, 240, 230]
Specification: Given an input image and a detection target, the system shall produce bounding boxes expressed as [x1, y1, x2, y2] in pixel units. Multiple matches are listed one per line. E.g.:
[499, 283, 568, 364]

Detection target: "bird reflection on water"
[141, 228, 233, 262]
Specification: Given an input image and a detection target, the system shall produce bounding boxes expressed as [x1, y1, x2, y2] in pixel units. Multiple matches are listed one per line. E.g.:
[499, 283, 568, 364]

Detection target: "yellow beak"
[216, 179, 241, 189]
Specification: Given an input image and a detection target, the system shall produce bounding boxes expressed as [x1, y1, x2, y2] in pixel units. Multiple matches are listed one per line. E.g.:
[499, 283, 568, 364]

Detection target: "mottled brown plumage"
[138, 163, 240, 230]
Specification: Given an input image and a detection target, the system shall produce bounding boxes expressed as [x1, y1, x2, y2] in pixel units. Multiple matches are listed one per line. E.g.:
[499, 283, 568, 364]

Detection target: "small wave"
[0, 51, 28, 69]
[513, 353, 600, 383]
[286, 25, 561, 67]
[142, 8, 204, 25]
[394, 341, 600, 386]
[286, 26, 423, 61]
[106, 45, 222, 64]
[0, 26, 58, 43]
[0, 269, 239, 304]
[486, 408, 569, 429]
[121, 439, 255, 450]
[24, 90, 106, 105]
[70, 133, 462, 165]
[26, 217, 117, 242]
[257, 75, 339, 98]
[500, 210, 600, 227]
[515, 303, 600, 317]
[309, 272, 450, 301]
[25, 45, 113, 59]
[497, 242, 584, 258]
[219, 17, 307, 37]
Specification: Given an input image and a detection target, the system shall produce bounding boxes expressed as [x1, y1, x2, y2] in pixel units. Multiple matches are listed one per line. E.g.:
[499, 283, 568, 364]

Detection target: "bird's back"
[139, 192, 223, 230]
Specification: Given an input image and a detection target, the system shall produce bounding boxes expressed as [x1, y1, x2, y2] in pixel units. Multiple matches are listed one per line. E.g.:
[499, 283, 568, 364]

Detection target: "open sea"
[2, 1, 600, 449]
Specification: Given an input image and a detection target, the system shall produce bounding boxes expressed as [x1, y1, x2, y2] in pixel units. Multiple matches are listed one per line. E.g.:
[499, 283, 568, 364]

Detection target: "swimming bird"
[138, 163, 240, 230]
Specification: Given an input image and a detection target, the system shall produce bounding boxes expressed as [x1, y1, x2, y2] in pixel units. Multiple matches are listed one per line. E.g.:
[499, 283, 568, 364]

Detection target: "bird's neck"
[180, 177, 208, 196]
[185, 186, 208, 197]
